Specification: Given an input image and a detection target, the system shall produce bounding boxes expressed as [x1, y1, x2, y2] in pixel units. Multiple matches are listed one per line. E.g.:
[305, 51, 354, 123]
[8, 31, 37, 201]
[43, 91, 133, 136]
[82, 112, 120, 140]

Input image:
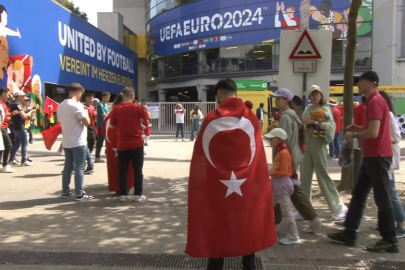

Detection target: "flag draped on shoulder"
[186, 98, 276, 258]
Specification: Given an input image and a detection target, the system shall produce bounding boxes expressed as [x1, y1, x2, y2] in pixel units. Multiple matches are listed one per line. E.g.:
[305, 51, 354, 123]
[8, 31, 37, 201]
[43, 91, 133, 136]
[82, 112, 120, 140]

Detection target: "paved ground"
[1, 134, 405, 270]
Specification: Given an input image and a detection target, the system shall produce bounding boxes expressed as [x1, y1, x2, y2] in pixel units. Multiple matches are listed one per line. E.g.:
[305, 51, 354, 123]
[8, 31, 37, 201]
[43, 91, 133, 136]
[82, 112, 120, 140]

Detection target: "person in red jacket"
[328, 100, 342, 158]
[354, 96, 367, 127]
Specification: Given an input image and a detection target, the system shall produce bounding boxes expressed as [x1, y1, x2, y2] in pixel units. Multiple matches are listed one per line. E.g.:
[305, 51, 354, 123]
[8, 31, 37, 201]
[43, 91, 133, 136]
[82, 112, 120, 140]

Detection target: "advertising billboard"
[147, 0, 372, 57]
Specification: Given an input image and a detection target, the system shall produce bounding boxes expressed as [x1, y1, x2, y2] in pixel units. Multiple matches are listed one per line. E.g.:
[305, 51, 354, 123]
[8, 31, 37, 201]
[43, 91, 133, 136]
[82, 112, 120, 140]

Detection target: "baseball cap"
[359, 71, 379, 86]
[263, 128, 288, 140]
[14, 90, 26, 97]
[272, 88, 293, 101]
[24, 96, 30, 101]
[309, 85, 322, 96]
[328, 99, 338, 107]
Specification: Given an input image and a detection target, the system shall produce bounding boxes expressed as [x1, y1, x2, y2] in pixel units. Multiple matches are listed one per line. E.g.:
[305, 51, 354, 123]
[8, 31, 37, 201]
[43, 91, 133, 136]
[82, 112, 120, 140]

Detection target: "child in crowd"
[265, 128, 300, 245]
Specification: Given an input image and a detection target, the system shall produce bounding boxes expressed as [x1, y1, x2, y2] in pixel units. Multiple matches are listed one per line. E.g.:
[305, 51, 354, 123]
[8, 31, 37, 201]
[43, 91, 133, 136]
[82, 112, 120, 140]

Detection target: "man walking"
[95, 92, 110, 163]
[328, 100, 342, 159]
[256, 103, 269, 132]
[174, 103, 186, 141]
[84, 93, 96, 154]
[327, 71, 398, 253]
[109, 87, 150, 202]
[0, 88, 15, 173]
[58, 83, 94, 201]
[186, 79, 276, 269]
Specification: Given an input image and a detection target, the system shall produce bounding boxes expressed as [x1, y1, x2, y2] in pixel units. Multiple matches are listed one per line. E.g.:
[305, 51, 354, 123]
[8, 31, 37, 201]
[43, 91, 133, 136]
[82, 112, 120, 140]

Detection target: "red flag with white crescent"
[102, 115, 134, 192]
[44, 97, 59, 119]
[186, 98, 276, 258]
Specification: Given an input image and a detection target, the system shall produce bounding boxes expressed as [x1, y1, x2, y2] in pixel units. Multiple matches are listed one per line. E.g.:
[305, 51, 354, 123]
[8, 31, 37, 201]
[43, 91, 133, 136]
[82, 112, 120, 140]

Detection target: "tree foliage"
[55, 0, 88, 21]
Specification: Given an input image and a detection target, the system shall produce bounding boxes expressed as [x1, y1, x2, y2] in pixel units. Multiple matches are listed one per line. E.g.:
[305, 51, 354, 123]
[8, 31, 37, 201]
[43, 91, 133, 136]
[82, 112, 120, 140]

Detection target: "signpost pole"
[302, 72, 307, 109]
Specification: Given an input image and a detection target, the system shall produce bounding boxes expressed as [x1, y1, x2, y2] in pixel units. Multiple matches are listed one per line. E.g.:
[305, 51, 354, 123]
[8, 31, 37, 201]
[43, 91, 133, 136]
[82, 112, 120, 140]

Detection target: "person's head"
[309, 85, 325, 106]
[0, 87, 8, 101]
[272, 88, 293, 111]
[264, 128, 287, 148]
[286, 6, 295, 19]
[292, 95, 303, 110]
[112, 93, 124, 108]
[379, 90, 394, 114]
[93, 98, 100, 108]
[320, 0, 332, 16]
[260, 103, 264, 108]
[122, 87, 135, 102]
[244, 100, 253, 110]
[213, 78, 237, 104]
[357, 71, 379, 97]
[23, 97, 30, 106]
[68, 83, 85, 100]
[101, 92, 111, 103]
[0, 5, 8, 27]
[85, 92, 94, 105]
[12, 60, 24, 88]
[14, 90, 26, 104]
[361, 96, 366, 103]
[194, 105, 200, 111]
[0, 36, 9, 79]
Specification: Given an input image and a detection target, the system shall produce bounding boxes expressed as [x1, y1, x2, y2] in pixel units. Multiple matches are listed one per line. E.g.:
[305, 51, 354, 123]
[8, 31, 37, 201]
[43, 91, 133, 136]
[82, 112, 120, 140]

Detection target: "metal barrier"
[146, 102, 217, 134]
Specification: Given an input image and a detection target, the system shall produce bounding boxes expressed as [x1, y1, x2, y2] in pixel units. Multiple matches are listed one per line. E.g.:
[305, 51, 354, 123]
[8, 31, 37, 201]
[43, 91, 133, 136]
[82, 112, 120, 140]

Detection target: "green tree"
[55, 0, 88, 21]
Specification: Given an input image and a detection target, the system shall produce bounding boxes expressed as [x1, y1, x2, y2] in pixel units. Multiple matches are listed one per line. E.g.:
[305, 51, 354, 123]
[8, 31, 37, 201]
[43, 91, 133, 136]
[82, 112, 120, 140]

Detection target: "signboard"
[290, 30, 321, 59]
[235, 80, 268, 91]
[147, 0, 373, 57]
[293, 60, 317, 73]
[329, 85, 405, 94]
[300, 0, 310, 30]
[148, 104, 160, 119]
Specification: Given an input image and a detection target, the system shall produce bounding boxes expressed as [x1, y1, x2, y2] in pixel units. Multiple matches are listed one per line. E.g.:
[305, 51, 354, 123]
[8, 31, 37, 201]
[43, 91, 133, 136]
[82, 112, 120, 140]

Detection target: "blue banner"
[147, 0, 373, 57]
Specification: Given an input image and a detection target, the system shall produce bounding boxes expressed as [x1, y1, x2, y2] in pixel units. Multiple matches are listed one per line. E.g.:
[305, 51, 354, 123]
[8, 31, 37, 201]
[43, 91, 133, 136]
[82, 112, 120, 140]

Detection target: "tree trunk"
[337, 0, 362, 192]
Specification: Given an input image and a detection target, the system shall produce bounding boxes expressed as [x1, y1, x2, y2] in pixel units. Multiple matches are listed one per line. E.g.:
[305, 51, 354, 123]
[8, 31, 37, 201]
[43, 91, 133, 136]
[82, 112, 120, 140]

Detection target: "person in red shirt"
[328, 100, 342, 158]
[0, 87, 16, 173]
[328, 71, 398, 253]
[110, 87, 150, 202]
[354, 96, 366, 127]
[84, 93, 97, 154]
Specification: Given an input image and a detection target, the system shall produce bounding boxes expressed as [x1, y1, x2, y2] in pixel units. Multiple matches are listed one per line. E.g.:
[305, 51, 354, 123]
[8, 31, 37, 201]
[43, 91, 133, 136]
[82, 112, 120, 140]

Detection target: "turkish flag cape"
[44, 97, 59, 119]
[186, 98, 276, 258]
[42, 123, 62, 151]
[102, 115, 134, 192]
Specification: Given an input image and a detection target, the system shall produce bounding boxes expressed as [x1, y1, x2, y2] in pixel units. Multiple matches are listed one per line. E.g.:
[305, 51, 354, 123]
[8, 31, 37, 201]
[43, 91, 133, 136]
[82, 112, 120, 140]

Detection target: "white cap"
[263, 128, 288, 140]
[309, 85, 322, 96]
[14, 90, 26, 97]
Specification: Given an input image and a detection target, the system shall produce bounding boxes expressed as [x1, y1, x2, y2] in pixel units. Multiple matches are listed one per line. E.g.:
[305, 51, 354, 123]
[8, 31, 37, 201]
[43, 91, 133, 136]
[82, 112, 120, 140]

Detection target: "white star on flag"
[113, 148, 118, 157]
[220, 172, 247, 198]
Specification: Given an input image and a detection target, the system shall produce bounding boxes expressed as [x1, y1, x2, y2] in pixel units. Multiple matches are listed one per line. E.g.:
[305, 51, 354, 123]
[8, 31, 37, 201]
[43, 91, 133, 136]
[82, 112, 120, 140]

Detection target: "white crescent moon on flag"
[202, 116, 256, 169]
[105, 118, 111, 143]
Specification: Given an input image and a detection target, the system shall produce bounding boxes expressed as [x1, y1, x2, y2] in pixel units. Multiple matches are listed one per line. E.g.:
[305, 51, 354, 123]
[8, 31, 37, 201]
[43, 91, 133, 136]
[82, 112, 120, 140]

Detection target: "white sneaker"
[303, 218, 322, 233]
[279, 237, 300, 245]
[21, 160, 34, 166]
[1, 165, 15, 173]
[9, 159, 21, 166]
[118, 195, 127, 202]
[332, 204, 348, 221]
[294, 212, 304, 220]
[134, 195, 146, 202]
[182, 138, 186, 142]
[175, 139, 178, 142]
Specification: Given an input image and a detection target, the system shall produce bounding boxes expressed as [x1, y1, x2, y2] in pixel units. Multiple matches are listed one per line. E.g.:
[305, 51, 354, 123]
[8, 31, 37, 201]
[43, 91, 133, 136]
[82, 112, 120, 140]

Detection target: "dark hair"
[68, 83, 84, 93]
[379, 91, 394, 114]
[260, 103, 264, 107]
[361, 96, 366, 103]
[85, 92, 94, 97]
[0, 6, 7, 23]
[213, 78, 237, 94]
[0, 87, 9, 96]
[102, 92, 110, 97]
[112, 93, 124, 107]
[122, 87, 135, 99]
[292, 95, 303, 107]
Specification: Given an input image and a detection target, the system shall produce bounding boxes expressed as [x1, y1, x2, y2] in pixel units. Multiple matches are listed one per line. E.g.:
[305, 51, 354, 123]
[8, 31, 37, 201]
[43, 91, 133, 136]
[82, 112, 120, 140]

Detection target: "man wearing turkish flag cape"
[186, 79, 276, 270]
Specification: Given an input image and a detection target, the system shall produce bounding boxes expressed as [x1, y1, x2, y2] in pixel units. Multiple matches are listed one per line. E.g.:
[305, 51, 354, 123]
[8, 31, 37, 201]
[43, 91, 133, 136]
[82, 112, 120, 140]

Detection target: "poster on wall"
[0, 0, 138, 128]
[147, 0, 373, 58]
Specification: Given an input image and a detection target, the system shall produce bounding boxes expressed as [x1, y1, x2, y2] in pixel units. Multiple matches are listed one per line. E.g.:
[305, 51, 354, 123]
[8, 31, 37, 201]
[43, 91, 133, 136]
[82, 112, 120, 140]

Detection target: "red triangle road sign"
[289, 30, 322, 59]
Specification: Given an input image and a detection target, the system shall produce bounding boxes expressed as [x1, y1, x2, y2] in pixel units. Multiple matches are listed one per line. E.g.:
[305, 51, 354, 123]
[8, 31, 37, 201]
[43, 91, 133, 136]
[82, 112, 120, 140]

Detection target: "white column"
[196, 84, 209, 102]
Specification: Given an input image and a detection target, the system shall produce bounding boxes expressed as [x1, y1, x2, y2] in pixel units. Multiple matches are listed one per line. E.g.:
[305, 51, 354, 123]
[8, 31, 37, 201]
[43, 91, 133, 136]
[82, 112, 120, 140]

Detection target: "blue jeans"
[62, 145, 86, 196]
[190, 119, 201, 141]
[329, 133, 341, 158]
[86, 147, 93, 169]
[176, 123, 184, 139]
[390, 175, 405, 223]
[10, 128, 28, 163]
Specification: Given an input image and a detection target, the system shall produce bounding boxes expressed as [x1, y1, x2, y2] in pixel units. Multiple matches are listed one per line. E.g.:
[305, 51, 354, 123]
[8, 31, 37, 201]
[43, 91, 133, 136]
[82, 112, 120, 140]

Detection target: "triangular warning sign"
[289, 30, 321, 59]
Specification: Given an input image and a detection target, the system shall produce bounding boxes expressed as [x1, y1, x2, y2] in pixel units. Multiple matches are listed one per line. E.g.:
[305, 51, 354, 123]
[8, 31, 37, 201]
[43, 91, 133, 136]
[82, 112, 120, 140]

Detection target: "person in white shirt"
[174, 103, 186, 141]
[190, 105, 203, 141]
[57, 83, 93, 201]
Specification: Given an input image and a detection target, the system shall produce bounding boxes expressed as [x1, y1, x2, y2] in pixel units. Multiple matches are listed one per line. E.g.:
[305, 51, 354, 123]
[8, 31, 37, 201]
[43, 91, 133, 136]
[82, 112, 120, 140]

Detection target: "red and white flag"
[102, 115, 134, 192]
[44, 97, 58, 119]
[186, 98, 276, 258]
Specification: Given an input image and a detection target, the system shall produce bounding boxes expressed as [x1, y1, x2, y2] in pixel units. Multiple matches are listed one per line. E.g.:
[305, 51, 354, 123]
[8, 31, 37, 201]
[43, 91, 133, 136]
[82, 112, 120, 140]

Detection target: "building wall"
[97, 13, 124, 44]
[113, 0, 146, 34]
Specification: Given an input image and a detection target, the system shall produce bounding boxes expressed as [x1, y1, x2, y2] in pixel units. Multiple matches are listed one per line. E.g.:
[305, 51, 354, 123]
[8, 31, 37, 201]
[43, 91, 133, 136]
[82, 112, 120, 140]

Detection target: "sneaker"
[366, 240, 399, 253]
[303, 218, 322, 233]
[21, 160, 34, 166]
[175, 139, 178, 142]
[75, 192, 94, 201]
[9, 159, 20, 166]
[94, 158, 105, 163]
[84, 167, 95, 175]
[1, 165, 15, 173]
[328, 156, 334, 159]
[327, 231, 356, 246]
[61, 191, 73, 198]
[118, 195, 127, 202]
[279, 237, 300, 245]
[396, 228, 405, 238]
[182, 138, 186, 142]
[27, 158, 33, 162]
[57, 151, 64, 156]
[332, 204, 348, 221]
[134, 195, 146, 202]
[294, 212, 304, 220]
[0, 164, 2, 170]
